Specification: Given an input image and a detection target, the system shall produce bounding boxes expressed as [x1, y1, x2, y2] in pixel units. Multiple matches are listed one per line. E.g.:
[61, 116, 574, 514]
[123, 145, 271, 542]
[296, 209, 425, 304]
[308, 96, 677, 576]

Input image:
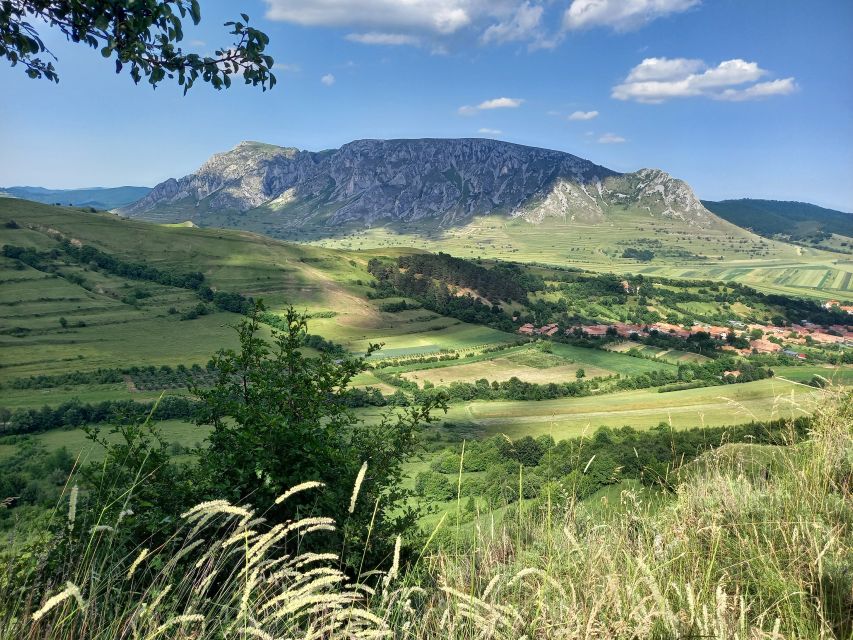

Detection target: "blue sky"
[2, 0, 852, 211]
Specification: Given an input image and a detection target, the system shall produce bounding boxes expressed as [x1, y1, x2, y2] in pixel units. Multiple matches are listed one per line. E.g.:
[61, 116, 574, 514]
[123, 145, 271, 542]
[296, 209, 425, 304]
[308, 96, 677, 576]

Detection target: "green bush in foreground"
[1, 391, 849, 638]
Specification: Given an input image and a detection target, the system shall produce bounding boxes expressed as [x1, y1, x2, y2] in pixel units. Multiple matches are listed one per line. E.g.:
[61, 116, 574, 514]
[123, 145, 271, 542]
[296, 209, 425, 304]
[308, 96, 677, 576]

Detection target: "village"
[518, 302, 853, 359]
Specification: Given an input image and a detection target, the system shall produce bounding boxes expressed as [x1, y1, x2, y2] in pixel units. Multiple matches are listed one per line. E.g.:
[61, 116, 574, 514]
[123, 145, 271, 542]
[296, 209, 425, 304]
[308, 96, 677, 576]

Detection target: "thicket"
[0, 396, 200, 436]
[419, 414, 811, 508]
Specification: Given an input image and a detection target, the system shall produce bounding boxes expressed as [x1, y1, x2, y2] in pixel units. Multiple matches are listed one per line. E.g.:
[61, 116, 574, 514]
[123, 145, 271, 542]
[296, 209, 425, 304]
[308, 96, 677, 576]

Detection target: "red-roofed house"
[750, 339, 782, 354]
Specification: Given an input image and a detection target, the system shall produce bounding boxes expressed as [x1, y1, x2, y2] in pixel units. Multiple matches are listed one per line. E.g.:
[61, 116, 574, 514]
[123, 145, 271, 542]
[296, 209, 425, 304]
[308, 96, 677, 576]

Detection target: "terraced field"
[0, 201, 521, 381]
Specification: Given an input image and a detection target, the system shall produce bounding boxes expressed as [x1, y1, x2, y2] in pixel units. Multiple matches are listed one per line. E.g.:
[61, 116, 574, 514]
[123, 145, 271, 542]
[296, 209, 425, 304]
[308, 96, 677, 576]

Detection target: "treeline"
[59, 240, 206, 290]
[395, 252, 541, 302]
[367, 257, 518, 332]
[2, 368, 125, 390]
[0, 396, 200, 436]
[374, 354, 772, 403]
[2, 363, 213, 391]
[416, 416, 811, 506]
[2, 242, 254, 315]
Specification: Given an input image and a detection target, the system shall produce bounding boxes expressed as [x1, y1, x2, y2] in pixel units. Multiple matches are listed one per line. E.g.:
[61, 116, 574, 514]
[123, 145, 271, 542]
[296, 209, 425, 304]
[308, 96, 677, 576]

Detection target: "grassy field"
[604, 340, 712, 364]
[310, 212, 853, 301]
[432, 377, 818, 440]
[0, 419, 205, 464]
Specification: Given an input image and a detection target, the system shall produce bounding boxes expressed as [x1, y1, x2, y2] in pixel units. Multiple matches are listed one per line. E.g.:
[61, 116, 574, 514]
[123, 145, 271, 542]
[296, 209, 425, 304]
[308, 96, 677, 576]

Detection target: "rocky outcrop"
[120, 138, 715, 229]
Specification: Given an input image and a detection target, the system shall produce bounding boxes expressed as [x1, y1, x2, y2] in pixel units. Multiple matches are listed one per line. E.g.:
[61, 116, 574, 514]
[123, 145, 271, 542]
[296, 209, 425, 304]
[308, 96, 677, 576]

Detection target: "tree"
[576, 368, 586, 380]
[192, 305, 446, 566]
[1, 1, 275, 91]
[58, 316, 67, 329]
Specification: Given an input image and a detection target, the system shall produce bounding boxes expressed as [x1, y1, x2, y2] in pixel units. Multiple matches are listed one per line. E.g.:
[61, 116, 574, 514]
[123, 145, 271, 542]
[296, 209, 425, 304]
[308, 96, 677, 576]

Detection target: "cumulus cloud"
[264, 1, 567, 50]
[568, 110, 599, 121]
[612, 57, 796, 103]
[598, 132, 627, 144]
[459, 97, 524, 115]
[273, 62, 301, 72]
[321, 73, 336, 86]
[478, 128, 503, 135]
[263, 0, 475, 34]
[345, 32, 421, 45]
[563, 0, 699, 32]
[263, 0, 700, 51]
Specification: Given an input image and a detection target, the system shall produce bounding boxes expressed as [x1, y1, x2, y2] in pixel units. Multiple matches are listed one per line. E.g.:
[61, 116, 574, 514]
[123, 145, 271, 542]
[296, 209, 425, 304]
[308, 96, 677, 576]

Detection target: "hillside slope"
[703, 198, 853, 250]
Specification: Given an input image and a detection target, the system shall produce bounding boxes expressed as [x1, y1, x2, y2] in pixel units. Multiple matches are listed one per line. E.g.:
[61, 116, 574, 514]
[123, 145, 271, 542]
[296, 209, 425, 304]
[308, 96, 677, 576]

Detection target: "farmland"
[1, 198, 851, 530]
[310, 212, 853, 301]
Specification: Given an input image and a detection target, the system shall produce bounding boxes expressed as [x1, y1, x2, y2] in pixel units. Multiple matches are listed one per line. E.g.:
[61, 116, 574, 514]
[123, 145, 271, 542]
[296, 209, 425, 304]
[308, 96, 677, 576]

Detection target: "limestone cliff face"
[121, 138, 715, 228]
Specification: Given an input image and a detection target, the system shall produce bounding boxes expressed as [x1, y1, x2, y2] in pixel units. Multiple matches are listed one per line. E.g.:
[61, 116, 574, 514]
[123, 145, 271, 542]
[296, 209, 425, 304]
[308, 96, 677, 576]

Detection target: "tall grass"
[2, 390, 850, 639]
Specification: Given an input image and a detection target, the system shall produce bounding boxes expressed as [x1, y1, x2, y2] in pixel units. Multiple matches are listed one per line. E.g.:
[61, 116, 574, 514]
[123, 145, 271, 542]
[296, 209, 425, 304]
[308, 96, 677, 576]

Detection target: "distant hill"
[0, 185, 150, 210]
[702, 199, 853, 244]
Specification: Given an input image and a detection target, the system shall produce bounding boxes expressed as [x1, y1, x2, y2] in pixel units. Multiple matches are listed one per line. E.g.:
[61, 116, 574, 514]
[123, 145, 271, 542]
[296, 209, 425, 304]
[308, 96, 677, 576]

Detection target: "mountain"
[702, 199, 853, 243]
[119, 139, 715, 233]
[1, 185, 151, 210]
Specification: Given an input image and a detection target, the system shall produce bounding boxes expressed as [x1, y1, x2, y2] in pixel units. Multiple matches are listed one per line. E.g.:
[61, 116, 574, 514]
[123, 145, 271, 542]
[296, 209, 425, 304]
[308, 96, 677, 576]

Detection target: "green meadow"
[310, 212, 853, 300]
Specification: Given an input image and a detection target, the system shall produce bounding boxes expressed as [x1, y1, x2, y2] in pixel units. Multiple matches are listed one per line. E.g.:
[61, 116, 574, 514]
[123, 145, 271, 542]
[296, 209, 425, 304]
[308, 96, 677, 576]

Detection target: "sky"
[1, 0, 852, 211]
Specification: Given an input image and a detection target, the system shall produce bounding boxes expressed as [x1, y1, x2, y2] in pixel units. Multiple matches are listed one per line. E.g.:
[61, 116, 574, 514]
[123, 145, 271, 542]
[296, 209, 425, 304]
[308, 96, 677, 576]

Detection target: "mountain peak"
[119, 137, 716, 231]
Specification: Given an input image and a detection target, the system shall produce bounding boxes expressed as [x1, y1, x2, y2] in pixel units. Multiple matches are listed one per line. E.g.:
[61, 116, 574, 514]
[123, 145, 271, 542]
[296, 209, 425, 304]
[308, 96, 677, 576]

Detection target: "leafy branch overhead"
[0, 0, 276, 91]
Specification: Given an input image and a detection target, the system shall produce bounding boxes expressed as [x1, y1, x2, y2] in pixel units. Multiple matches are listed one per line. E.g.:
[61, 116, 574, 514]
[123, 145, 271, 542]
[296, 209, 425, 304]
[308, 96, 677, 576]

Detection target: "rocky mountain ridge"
[120, 138, 714, 230]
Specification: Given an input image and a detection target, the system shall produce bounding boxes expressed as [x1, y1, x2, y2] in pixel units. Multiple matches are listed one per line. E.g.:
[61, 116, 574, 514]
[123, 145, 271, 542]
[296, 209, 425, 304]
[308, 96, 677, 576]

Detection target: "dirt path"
[123, 374, 138, 393]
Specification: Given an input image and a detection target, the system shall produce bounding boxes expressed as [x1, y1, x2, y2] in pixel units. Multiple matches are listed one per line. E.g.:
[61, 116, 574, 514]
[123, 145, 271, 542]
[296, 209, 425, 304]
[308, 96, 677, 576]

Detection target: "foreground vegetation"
[1, 387, 849, 639]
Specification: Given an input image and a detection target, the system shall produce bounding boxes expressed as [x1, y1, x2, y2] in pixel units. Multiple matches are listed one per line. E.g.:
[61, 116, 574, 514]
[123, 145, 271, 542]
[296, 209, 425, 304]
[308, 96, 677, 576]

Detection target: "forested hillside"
[703, 198, 853, 244]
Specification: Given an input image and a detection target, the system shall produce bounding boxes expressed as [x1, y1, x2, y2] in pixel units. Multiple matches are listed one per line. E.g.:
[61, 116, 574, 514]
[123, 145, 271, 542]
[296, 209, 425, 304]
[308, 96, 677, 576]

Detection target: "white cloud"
[716, 77, 797, 101]
[598, 132, 627, 144]
[563, 0, 699, 32]
[568, 110, 599, 121]
[264, 1, 695, 51]
[459, 97, 524, 115]
[625, 57, 704, 82]
[478, 128, 503, 134]
[321, 73, 336, 86]
[263, 0, 474, 34]
[190, 39, 206, 47]
[612, 57, 796, 103]
[264, 1, 565, 49]
[346, 32, 421, 45]
[481, 2, 554, 49]
[479, 97, 523, 109]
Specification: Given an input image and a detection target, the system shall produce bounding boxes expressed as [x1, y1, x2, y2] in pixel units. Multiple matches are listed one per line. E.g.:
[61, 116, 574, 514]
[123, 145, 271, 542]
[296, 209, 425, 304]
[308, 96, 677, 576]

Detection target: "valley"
[2, 197, 850, 525]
